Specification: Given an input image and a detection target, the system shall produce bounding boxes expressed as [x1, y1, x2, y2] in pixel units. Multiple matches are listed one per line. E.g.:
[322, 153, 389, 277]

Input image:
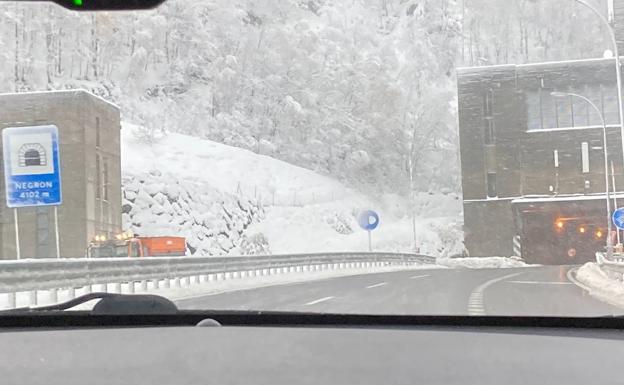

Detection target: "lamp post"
[552, 91, 614, 259]
[571, 0, 624, 198]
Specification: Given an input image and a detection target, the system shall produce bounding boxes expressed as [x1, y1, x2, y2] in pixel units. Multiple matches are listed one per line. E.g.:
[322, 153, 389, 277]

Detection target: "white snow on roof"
[516, 56, 615, 68]
[0, 89, 119, 110]
[465, 193, 624, 204]
[526, 124, 620, 134]
[457, 56, 618, 73]
[512, 193, 624, 203]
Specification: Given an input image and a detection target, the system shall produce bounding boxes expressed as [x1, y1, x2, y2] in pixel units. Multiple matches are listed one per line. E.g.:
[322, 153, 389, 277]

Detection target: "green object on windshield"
[72, 0, 82, 5]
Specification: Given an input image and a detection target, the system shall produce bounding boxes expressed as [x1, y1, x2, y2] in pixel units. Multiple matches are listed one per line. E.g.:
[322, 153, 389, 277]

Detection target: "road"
[176, 265, 622, 316]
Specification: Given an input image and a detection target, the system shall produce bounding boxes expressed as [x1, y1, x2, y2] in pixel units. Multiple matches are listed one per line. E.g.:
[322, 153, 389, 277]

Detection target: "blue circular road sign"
[613, 208, 624, 230]
[358, 210, 380, 231]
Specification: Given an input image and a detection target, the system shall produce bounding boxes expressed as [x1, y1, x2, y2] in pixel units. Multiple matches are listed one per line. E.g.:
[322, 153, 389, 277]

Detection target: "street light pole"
[573, 0, 624, 199]
[552, 92, 614, 259]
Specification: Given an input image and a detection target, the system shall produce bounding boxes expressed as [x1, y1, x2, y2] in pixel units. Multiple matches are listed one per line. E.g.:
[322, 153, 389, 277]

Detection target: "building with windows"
[0, 90, 122, 259]
[457, 58, 624, 263]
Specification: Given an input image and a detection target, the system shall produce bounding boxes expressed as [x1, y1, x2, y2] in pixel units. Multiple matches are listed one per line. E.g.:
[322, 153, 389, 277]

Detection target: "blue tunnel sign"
[3, 125, 62, 208]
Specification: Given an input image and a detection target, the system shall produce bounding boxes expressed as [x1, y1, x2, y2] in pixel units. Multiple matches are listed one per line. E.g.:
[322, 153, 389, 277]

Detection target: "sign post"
[13, 209, 20, 260]
[2, 125, 62, 259]
[358, 210, 380, 252]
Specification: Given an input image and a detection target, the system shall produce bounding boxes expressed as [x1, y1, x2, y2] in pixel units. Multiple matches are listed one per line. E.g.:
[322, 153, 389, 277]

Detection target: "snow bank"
[574, 262, 624, 307]
[437, 256, 531, 269]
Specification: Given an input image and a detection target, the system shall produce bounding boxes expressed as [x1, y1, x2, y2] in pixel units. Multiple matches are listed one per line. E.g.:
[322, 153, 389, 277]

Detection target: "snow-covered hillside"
[121, 124, 464, 257]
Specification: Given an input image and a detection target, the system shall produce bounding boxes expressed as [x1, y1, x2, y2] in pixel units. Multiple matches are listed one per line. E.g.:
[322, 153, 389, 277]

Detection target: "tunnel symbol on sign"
[18, 143, 47, 167]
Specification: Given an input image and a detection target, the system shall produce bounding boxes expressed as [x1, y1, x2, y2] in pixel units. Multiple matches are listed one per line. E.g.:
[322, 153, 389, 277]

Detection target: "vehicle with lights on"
[513, 200, 619, 265]
[87, 232, 187, 258]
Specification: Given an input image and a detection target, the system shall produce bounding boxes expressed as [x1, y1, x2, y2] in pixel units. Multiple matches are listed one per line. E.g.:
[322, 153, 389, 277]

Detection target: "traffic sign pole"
[13, 209, 20, 260]
[358, 210, 379, 253]
[54, 206, 60, 259]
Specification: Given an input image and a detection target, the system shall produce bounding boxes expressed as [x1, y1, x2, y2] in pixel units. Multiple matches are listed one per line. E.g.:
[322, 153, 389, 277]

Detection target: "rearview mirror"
[48, 0, 166, 11]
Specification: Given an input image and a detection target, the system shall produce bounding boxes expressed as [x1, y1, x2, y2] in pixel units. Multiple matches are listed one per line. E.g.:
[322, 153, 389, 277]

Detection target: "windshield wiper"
[0, 292, 178, 315]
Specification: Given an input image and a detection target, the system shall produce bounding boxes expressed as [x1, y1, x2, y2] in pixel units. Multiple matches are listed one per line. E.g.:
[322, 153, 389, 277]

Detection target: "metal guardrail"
[0, 252, 435, 307]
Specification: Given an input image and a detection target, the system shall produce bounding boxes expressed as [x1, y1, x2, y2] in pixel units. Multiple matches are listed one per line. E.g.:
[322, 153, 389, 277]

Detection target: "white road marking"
[507, 280, 573, 285]
[409, 274, 430, 279]
[467, 272, 522, 316]
[365, 282, 388, 289]
[304, 296, 334, 306]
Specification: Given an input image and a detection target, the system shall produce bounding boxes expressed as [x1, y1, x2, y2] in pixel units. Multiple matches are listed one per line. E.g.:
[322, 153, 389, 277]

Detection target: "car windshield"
[0, 0, 623, 317]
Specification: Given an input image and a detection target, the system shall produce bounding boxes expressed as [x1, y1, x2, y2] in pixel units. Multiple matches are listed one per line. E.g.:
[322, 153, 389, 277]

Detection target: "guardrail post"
[173, 277, 181, 288]
[153, 279, 160, 289]
[49, 289, 58, 303]
[127, 282, 135, 294]
[67, 287, 76, 300]
[182, 277, 190, 286]
[7, 293, 16, 309]
[163, 279, 170, 289]
[140, 281, 148, 291]
[113, 283, 122, 294]
[29, 290, 37, 306]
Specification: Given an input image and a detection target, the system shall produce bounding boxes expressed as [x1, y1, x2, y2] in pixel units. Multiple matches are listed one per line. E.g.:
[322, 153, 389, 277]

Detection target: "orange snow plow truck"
[87, 232, 186, 258]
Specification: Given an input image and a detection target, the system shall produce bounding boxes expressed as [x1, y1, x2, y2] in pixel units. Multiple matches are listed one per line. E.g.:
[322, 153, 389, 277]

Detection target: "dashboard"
[0, 324, 622, 385]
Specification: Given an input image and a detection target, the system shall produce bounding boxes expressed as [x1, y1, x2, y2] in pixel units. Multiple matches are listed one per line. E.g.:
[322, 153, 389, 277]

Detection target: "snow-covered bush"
[324, 213, 353, 235]
[238, 233, 271, 256]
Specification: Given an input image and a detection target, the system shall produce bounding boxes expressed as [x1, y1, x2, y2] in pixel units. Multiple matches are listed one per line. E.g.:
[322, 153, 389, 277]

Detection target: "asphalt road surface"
[176, 265, 622, 316]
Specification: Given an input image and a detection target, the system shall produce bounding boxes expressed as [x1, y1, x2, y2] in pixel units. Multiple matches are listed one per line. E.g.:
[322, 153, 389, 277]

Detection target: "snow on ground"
[122, 123, 360, 206]
[437, 256, 532, 269]
[245, 199, 463, 257]
[574, 262, 624, 308]
[122, 123, 465, 257]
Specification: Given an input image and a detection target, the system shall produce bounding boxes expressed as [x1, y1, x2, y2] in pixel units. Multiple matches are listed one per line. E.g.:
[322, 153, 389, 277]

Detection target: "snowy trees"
[0, 0, 607, 197]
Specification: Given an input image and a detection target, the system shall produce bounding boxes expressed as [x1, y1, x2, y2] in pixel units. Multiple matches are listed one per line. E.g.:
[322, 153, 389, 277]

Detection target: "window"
[96, 117, 100, 148]
[484, 119, 495, 145]
[487, 172, 497, 198]
[602, 84, 619, 124]
[555, 95, 572, 128]
[581, 142, 589, 173]
[103, 158, 109, 201]
[483, 89, 493, 117]
[95, 154, 101, 199]
[526, 85, 618, 130]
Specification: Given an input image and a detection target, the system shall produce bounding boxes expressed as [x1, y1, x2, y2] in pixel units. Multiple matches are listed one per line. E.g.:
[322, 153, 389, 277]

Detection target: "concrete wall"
[0, 90, 121, 259]
[463, 200, 514, 257]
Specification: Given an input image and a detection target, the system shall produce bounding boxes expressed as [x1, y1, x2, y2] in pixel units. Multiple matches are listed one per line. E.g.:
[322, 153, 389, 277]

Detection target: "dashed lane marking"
[365, 282, 388, 289]
[467, 272, 522, 316]
[409, 274, 431, 279]
[304, 296, 335, 306]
